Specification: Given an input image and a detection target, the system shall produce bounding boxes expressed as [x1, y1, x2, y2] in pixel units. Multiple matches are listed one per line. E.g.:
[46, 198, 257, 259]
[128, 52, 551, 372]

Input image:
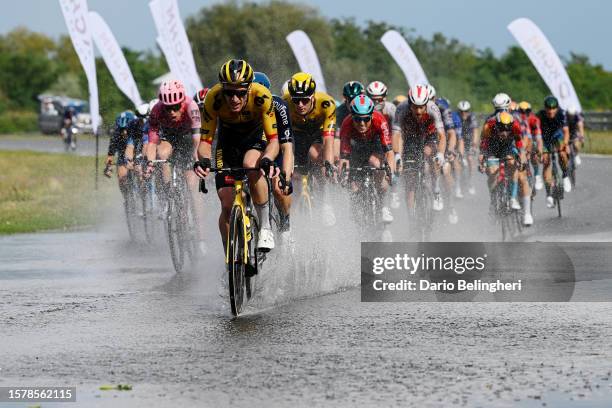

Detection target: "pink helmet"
[158, 79, 185, 105]
[408, 84, 430, 106]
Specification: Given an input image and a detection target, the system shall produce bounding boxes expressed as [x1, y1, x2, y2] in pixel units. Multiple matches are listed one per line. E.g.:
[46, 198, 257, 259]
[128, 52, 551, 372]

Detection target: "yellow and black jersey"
[200, 82, 278, 144]
[283, 91, 336, 138]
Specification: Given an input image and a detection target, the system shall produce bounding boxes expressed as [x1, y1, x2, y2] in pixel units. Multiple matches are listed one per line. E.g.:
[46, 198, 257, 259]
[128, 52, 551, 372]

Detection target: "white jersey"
[373, 101, 396, 126]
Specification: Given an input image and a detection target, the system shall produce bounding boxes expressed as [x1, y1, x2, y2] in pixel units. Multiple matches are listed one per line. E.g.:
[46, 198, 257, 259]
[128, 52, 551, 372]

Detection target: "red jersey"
[519, 112, 542, 137]
[480, 116, 523, 155]
[148, 97, 201, 144]
[340, 111, 392, 159]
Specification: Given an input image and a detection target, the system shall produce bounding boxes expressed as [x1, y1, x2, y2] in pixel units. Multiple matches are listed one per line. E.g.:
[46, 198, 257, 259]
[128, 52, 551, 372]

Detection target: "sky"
[1, 0, 610, 69]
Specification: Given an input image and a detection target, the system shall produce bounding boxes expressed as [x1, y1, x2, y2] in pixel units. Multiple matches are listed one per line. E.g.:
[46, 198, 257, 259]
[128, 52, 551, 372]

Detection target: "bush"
[0, 110, 38, 133]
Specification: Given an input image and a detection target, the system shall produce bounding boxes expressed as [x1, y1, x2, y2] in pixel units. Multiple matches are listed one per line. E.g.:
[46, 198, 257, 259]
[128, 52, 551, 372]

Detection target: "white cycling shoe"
[535, 175, 544, 191]
[563, 177, 572, 193]
[575, 155, 582, 166]
[381, 206, 394, 223]
[546, 196, 554, 208]
[468, 185, 476, 195]
[510, 197, 521, 210]
[390, 192, 401, 209]
[523, 213, 534, 226]
[448, 208, 459, 224]
[257, 227, 275, 251]
[433, 194, 444, 211]
[455, 186, 464, 199]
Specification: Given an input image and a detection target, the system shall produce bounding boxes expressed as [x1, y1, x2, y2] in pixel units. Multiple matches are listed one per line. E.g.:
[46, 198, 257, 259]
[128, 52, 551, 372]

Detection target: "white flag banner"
[508, 18, 581, 111]
[149, 0, 202, 96]
[58, 0, 100, 132]
[381, 30, 428, 87]
[88, 12, 142, 107]
[286, 30, 327, 92]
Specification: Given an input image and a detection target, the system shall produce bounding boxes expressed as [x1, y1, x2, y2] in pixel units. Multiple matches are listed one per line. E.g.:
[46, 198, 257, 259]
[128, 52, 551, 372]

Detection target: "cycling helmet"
[435, 97, 450, 111]
[350, 94, 375, 116]
[393, 95, 407, 106]
[495, 111, 514, 129]
[193, 88, 209, 107]
[457, 100, 471, 112]
[492, 93, 511, 110]
[544, 95, 559, 109]
[509, 100, 518, 112]
[342, 81, 364, 99]
[253, 72, 271, 89]
[218, 59, 254, 86]
[567, 105, 578, 115]
[518, 101, 531, 113]
[281, 80, 290, 98]
[116, 111, 135, 129]
[289, 72, 316, 97]
[366, 81, 387, 98]
[135, 103, 150, 118]
[426, 84, 436, 101]
[408, 84, 430, 106]
[158, 79, 185, 105]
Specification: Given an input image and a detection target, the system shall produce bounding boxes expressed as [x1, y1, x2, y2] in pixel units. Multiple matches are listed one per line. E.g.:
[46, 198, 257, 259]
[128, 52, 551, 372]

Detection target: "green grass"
[0, 150, 113, 234]
[584, 131, 612, 155]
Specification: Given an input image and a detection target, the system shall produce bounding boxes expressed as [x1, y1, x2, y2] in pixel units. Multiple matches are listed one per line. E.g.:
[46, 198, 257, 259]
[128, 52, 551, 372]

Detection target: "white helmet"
[492, 93, 511, 110]
[136, 103, 150, 118]
[366, 81, 387, 98]
[148, 98, 159, 112]
[457, 100, 471, 112]
[426, 84, 436, 101]
[566, 105, 578, 115]
[408, 84, 430, 106]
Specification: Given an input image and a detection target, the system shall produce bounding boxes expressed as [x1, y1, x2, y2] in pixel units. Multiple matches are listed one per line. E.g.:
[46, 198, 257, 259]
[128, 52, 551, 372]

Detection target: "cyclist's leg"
[117, 163, 130, 200]
[402, 141, 419, 210]
[156, 140, 174, 185]
[272, 147, 292, 232]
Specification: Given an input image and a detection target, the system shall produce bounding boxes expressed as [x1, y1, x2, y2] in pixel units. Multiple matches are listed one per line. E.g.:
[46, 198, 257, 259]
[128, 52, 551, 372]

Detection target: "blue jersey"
[273, 95, 293, 144]
[451, 111, 463, 139]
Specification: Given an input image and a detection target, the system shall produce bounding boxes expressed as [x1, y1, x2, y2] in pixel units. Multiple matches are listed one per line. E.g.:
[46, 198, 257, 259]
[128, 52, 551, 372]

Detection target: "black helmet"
[544, 95, 559, 109]
[218, 59, 254, 86]
[342, 81, 364, 99]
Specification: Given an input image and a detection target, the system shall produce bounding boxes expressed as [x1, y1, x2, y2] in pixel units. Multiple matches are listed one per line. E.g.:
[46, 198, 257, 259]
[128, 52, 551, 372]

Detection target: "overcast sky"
[1, 0, 610, 69]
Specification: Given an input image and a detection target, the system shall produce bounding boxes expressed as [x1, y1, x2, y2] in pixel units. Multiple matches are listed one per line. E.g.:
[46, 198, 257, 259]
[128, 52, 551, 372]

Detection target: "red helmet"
[158, 79, 185, 105]
[194, 88, 209, 106]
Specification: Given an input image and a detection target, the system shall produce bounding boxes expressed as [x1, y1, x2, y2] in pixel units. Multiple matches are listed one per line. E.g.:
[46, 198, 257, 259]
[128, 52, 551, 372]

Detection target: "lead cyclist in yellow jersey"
[194, 59, 279, 251]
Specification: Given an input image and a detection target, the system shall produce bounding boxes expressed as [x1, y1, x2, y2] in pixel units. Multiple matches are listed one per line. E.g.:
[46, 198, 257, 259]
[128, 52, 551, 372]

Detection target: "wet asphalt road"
[1, 154, 612, 407]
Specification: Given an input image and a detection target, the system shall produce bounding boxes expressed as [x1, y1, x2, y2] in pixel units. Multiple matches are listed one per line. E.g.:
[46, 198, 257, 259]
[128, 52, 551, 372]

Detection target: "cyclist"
[339, 94, 396, 224]
[517, 101, 544, 190]
[392, 95, 407, 107]
[434, 96, 459, 222]
[488, 93, 512, 119]
[566, 105, 585, 166]
[193, 88, 209, 111]
[193, 59, 279, 251]
[283, 72, 337, 226]
[537, 95, 572, 208]
[479, 111, 533, 226]
[392, 84, 447, 217]
[105, 111, 138, 203]
[335, 81, 365, 162]
[253, 71, 295, 243]
[456, 100, 479, 195]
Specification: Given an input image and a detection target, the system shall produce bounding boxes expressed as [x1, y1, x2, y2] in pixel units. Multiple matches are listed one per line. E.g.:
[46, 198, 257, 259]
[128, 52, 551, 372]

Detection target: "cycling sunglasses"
[292, 96, 312, 105]
[352, 115, 372, 123]
[222, 88, 249, 98]
[164, 103, 182, 112]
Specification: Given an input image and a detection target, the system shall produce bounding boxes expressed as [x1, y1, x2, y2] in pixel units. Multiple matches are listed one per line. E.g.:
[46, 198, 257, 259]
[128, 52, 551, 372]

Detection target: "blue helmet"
[435, 97, 450, 111]
[350, 94, 375, 116]
[253, 72, 271, 90]
[116, 111, 135, 129]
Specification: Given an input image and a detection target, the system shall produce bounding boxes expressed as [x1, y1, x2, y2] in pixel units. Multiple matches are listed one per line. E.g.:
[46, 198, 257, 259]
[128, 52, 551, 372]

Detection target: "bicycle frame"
[226, 179, 252, 265]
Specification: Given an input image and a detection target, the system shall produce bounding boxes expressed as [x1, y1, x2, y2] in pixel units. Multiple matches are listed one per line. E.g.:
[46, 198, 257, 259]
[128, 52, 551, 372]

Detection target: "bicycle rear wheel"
[228, 206, 247, 316]
[124, 174, 139, 241]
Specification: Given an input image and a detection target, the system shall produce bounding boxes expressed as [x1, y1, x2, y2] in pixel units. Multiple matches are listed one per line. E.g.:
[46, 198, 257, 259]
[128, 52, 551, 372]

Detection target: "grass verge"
[583, 131, 612, 155]
[0, 150, 113, 234]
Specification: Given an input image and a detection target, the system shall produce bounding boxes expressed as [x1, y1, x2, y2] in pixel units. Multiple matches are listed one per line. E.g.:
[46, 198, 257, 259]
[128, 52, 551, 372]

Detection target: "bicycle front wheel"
[227, 205, 247, 316]
[167, 195, 185, 273]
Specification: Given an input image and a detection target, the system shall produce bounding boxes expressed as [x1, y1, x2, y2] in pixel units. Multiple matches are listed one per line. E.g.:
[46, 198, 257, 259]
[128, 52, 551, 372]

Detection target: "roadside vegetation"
[0, 150, 112, 234]
[584, 131, 612, 155]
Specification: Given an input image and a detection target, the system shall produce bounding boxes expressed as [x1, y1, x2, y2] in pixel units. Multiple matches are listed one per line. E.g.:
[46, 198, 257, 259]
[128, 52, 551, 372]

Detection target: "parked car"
[38, 95, 97, 134]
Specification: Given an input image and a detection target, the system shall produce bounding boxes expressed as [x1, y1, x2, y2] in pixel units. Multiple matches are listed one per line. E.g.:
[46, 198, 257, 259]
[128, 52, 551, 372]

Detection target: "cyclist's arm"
[339, 117, 352, 160]
[391, 103, 404, 158]
[378, 114, 395, 173]
[321, 97, 337, 165]
[429, 104, 446, 155]
[198, 93, 218, 162]
[562, 125, 570, 146]
[577, 113, 585, 139]
[260, 91, 279, 162]
[188, 100, 202, 161]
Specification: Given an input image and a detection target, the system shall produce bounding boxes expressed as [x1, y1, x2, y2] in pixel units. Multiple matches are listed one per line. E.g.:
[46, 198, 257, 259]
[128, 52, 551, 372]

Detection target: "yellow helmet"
[218, 59, 254, 86]
[392, 94, 407, 106]
[496, 111, 514, 128]
[281, 80, 290, 99]
[288, 72, 316, 97]
[518, 101, 531, 112]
